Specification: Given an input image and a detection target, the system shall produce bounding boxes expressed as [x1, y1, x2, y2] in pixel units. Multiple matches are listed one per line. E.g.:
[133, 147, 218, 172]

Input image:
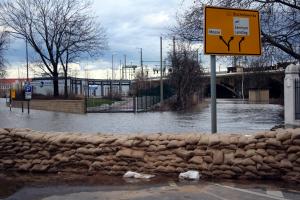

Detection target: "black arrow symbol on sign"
[219, 36, 234, 51]
[239, 37, 245, 52]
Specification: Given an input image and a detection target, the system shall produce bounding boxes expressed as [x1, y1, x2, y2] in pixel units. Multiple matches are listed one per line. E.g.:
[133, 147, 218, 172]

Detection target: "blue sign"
[24, 84, 32, 100]
[25, 85, 32, 92]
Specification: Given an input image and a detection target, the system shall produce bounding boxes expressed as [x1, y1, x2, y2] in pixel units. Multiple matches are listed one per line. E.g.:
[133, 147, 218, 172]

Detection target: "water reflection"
[0, 99, 283, 134]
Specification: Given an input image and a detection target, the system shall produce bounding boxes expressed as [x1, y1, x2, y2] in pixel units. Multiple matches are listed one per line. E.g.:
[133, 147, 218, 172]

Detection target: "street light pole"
[124, 54, 127, 80]
[111, 54, 114, 81]
[119, 60, 122, 80]
[111, 54, 114, 96]
[26, 38, 29, 82]
[25, 38, 30, 114]
[160, 36, 163, 106]
[140, 48, 143, 77]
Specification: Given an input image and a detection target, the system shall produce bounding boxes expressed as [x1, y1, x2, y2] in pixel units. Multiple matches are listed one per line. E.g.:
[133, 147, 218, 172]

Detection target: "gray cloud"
[4, 0, 195, 76]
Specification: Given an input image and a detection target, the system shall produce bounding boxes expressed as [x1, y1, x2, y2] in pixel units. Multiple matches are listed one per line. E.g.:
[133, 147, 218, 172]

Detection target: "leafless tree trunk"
[0, 31, 8, 78]
[58, 11, 107, 98]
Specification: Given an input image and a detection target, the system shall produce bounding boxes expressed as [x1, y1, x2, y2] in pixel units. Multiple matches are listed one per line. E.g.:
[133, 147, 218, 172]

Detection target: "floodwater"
[0, 98, 283, 134]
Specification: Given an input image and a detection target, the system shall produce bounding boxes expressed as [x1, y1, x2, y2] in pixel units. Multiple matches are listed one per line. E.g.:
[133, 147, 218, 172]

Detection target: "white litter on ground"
[123, 171, 155, 179]
[179, 171, 200, 180]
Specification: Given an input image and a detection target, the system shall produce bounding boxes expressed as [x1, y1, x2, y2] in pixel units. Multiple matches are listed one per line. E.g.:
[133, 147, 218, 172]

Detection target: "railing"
[86, 95, 160, 113]
[136, 96, 160, 112]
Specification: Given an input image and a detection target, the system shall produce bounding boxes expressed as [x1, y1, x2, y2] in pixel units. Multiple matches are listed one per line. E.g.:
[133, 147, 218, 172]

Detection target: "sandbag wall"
[0, 128, 300, 182]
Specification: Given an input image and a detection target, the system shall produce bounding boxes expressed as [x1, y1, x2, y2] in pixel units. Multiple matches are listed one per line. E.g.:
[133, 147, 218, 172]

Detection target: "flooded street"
[0, 98, 283, 134]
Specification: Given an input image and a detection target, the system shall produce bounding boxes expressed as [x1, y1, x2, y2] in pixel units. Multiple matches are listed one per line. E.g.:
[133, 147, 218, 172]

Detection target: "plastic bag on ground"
[179, 171, 200, 180]
[123, 171, 155, 179]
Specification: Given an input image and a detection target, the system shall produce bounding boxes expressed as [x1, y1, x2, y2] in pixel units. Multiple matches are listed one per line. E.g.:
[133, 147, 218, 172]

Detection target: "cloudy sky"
[4, 0, 205, 79]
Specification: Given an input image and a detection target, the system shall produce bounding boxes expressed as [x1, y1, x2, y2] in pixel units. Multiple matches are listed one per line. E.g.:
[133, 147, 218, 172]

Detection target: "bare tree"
[174, 1, 204, 42]
[169, 40, 204, 110]
[173, 0, 300, 61]
[58, 2, 107, 98]
[0, 0, 107, 97]
[0, 31, 8, 78]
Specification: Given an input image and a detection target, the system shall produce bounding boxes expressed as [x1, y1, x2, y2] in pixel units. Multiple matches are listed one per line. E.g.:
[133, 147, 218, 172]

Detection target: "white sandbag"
[123, 171, 155, 179]
[179, 171, 200, 180]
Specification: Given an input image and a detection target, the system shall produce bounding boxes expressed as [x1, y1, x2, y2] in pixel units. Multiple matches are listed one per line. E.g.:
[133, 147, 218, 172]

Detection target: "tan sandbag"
[198, 134, 209, 145]
[276, 130, 291, 141]
[280, 159, 293, 168]
[287, 146, 300, 153]
[189, 156, 203, 164]
[266, 138, 281, 147]
[213, 151, 224, 165]
[167, 140, 185, 148]
[224, 153, 234, 165]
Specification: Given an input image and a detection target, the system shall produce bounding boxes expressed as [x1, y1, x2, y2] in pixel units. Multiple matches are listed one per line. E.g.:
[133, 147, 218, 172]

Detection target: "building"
[30, 77, 131, 97]
[1, 77, 131, 98]
[0, 78, 29, 97]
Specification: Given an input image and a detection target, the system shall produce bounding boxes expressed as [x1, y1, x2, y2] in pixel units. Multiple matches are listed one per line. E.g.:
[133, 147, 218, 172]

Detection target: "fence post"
[9, 89, 12, 111]
[284, 64, 300, 126]
[133, 96, 137, 113]
[84, 93, 88, 113]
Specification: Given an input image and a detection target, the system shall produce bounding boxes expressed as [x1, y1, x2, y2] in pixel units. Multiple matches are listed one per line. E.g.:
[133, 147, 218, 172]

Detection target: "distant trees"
[0, 31, 8, 78]
[0, 0, 107, 97]
[173, 0, 300, 62]
[168, 41, 204, 110]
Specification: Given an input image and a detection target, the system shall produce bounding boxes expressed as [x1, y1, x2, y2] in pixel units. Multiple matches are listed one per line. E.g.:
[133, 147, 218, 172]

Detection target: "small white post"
[284, 64, 300, 126]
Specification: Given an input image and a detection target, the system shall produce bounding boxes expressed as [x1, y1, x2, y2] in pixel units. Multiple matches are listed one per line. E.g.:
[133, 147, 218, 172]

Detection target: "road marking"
[267, 191, 284, 198]
[205, 191, 231, 200]
[214, 184, 289, 200]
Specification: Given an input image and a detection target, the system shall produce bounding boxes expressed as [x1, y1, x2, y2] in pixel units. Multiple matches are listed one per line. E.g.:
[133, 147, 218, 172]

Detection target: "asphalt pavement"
[1, 173, 299, 200]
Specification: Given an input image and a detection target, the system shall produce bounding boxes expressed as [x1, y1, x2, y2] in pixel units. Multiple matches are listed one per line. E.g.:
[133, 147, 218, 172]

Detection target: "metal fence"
[86, 97, 134, 113]
[295, 79, 300, 120]
[136, 96, 160, 112]
[86, 95, 160, 113]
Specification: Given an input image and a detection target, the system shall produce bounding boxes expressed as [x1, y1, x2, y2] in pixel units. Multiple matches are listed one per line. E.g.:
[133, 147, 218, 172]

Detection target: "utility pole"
[233, 56, 238, 68]
[26, 39, 29, 82]
[120, 59, 122, 80]
[160, 36, 163, 106]
[173, 36, 176, 58]
[25, 38, 30, 114]
[140, 48, 143, 77]
[124, 55, 127, 80]
[111, 54, 114, 81]
[111, 54, 114, 95]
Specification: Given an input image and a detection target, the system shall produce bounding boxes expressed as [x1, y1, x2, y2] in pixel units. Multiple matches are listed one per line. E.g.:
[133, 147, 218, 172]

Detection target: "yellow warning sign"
[204, 6, 261, 56]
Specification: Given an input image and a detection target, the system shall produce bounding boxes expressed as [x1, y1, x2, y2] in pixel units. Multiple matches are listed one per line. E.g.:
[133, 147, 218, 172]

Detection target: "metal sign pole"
[210, 55, 217, 133]
[27, 101, 30, 114]
[160, 36, 164, 106]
